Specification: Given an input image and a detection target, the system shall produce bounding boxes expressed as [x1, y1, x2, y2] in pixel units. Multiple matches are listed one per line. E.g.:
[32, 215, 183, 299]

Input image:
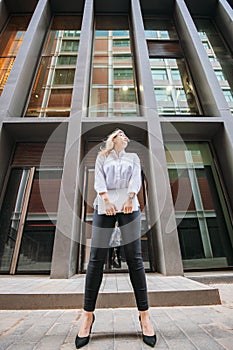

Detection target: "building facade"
[0, 0, 232, 278]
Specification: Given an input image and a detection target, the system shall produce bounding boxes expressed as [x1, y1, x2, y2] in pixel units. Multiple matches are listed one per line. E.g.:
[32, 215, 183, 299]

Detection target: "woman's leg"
[84, 210, 116, 312]
[117, 210, 148, 311]
[118, 211, 155, 338]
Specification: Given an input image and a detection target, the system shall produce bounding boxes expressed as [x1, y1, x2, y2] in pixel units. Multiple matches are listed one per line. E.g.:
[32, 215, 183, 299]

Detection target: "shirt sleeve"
[127, 153, 142, 194]
[94, 155, 107, 194]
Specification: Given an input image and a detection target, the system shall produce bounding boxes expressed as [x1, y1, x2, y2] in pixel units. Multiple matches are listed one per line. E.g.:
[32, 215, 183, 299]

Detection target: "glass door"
[166, 142, 233, 270]
[0, 167, 62, 274]
[78, 166, 153, 273]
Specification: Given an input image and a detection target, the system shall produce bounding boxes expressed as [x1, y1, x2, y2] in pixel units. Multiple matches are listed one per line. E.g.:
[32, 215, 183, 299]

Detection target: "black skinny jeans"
[84, 209, 149, 312]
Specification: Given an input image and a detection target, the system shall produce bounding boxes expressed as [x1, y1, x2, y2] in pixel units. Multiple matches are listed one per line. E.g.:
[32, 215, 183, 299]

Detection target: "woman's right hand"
[104, 200, 117, 216]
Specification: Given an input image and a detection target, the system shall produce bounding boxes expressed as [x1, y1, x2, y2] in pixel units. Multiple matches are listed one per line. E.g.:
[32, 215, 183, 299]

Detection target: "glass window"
[151, 59, 200, 115]
[223, 90, 233, 102]
[214, 70, 226, 81]
[154, 88, 172, 101]
[114, 68, 133, 81]
[194, 18, 233, 111]
[0, 16, 31, 95]
[89, 28, 138, 117]
[143, 18, 178, 40]
[113, 39, 130, 47]
[53, 69, 75, 85]
[0, 167, 63, 273]
[57, 55, 77, 65]
[171, 69, 181, 81]
[145, 18, 200, 116]
[151, 69, 168, 80]
[61, 40, 79, 52]
[25, 16, 81, 118]
[166, 143, 233, 270]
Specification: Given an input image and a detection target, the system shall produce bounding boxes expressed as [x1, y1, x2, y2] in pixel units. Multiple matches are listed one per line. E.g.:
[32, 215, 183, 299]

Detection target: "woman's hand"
[100, 192, 117, 216]
[104, 200, 117, 216]
[121, 198, 133, 214]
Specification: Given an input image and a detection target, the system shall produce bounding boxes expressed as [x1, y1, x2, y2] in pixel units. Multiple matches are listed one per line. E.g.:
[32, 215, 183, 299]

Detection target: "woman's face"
[113, 131, 129, 149]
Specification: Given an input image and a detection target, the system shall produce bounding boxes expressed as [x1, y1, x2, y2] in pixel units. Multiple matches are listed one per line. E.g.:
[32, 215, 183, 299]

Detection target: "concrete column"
[0, 0, 8, 31]
[50, 0, 94, 278]
[131, 0, 183, 275]
[175, 0, 230, 117]
[0, 0, 51, 119]
[216, 0, 233, 52]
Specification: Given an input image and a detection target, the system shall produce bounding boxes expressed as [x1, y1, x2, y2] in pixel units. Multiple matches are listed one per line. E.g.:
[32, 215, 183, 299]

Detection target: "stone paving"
[0, 283, 233, 349]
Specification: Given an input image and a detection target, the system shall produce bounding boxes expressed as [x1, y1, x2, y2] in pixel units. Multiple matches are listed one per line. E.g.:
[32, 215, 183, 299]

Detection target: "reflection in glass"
[89, 30, 138, 117]
[166, 143, 233, 269]
[0, 169, 28, 272]
[194, 18, 233, 114]
[17, 168, 62, 273]
[0, 167, 62, 274]
[25, 16, 81, 118]
[143, 18, 178, 40]
[151, 58, 199, 115]
[0, 16, 31, 95]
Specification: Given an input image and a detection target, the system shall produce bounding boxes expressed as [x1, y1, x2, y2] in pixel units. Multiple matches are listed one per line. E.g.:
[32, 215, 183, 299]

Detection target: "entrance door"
[78, 165, 154, 273]
[0, 167, 62, 274]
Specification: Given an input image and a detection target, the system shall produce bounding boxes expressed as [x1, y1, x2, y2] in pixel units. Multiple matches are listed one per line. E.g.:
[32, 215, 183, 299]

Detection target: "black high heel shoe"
[75, 314, 95, 349]
[139, 315, 157, 348]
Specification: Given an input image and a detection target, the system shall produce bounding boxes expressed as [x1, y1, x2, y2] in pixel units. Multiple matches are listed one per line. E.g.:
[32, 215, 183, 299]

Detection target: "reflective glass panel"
[89, 30, 138, 117]
[25, 16, 81, 118]
[0, 16, 31, 95]
[166, 143, 233, 269]
[194, 18, 233, 114]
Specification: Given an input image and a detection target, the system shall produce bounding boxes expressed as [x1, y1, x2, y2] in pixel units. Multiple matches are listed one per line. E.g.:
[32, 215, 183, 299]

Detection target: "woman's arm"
[94, 155, 117, 215]
[127, 154, 141, 195]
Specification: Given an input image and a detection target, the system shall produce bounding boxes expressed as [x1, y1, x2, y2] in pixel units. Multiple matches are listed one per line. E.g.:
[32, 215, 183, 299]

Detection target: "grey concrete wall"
[216, 0, 233, 53]
[131, 0, 183, 275]
[174, 0, 231, 118]
[50, 0, 94, 278]
[0, 0, 51, 119]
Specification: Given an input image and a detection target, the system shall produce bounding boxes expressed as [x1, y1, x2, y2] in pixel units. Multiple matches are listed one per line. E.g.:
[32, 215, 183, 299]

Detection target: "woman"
[75, 129, 156, 348]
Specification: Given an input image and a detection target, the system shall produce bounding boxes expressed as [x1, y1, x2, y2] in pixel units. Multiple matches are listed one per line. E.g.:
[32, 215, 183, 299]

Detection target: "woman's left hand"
[121, 198, 133, 214]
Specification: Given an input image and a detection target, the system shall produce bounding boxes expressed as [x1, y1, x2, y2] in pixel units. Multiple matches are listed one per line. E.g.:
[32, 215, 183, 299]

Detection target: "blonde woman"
[75, 129, 156, 348]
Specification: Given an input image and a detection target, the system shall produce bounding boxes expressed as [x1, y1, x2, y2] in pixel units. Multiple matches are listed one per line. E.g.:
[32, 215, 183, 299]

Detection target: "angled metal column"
[0, 0, 51, 119]
[131, 0, 183, 275]
[50, 0, 94, 278]
[175, 0, 231, 118]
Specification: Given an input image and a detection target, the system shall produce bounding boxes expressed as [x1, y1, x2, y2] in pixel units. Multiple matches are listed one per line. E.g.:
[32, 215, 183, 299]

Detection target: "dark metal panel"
[147, 40, 183, 58]
[184, 0, 218, 16]
[139, 0, 175, 15]
[95, 0, 130, 13]
[5, 0, 38, 13]
[95, 15, 129, 29]
[50, 0, 85, 13]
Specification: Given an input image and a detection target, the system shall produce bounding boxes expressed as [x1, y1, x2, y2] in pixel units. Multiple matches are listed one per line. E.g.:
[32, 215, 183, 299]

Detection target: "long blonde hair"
[98, 129, 124, 157]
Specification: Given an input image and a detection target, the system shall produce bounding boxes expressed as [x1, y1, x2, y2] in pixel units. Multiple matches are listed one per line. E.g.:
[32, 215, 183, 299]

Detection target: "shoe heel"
[139, 315, 157, 348]
[75, 314, 95, 349]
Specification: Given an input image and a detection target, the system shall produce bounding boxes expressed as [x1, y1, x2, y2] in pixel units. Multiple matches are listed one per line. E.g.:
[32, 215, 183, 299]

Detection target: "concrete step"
[185, 271, 233, 284]
[0, 273, 221, 310]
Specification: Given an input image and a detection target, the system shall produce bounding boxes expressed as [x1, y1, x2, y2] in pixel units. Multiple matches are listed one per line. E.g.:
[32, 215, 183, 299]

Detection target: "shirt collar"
[110, 149, 126, 158]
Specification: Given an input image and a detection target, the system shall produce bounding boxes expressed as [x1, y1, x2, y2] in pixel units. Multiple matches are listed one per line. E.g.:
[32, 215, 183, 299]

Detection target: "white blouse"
[93, 149, 141, 209]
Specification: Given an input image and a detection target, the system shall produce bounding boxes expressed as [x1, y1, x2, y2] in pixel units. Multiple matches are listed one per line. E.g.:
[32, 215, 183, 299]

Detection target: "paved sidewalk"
[0, 283, 233, 350]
